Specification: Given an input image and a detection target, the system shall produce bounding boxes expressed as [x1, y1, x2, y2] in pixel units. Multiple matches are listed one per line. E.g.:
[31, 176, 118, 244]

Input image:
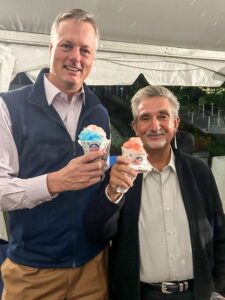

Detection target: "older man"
[86, 86, 225, 300]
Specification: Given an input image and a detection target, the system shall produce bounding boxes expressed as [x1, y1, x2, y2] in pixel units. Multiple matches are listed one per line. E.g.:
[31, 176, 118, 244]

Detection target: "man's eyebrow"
[158, 109, 170, 115]
[139, 110, 170, 117]
[139, 112, 149, 117]
[57, 39, 72, 44]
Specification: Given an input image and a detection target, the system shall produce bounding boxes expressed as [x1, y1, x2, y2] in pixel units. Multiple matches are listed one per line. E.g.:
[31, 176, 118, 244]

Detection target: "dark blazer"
[86, 149, 225, 300]
[171, 130, 195, 155]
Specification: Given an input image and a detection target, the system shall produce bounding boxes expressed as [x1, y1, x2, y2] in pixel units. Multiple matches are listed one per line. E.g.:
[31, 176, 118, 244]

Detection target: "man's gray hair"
[131, 85, 180, 120]
[50, 8, 99, 49]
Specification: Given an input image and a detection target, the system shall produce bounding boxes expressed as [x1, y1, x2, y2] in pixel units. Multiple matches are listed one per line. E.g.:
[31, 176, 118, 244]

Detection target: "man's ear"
[49, 43, 53, 57]
[174, 116, 180, 134]
[132, 120, 138, 136]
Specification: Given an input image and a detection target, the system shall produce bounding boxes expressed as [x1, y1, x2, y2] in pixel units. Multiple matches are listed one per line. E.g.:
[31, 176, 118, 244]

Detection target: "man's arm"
[0, 98, 53, 210]
[0, 98, 106, 210]
[85, 156, 137, 243]
[47, 151, 107, 194]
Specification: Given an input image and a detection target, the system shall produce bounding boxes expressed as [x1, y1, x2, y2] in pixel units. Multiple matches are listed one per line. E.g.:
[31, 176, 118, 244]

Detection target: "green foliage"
[94, 81, 225, 159]
[208, 136, 225, 157]
[200, 87, 225, 109]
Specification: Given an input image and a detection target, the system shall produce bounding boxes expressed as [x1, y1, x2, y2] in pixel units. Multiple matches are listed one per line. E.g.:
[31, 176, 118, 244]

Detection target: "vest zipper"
[72, 141, 76, 156]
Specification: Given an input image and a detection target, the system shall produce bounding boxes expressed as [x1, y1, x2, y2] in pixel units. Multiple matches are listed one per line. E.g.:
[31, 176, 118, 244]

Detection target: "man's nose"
[149, 116, 161, 130]
[70, 47, 81, 62]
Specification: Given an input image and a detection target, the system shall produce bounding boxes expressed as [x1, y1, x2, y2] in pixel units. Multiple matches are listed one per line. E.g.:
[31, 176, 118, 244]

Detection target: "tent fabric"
[89, 51, 225, 86]
[1, 43, 225, 91]
[0, 0, 225, 88]
[0, 45, 15, 92]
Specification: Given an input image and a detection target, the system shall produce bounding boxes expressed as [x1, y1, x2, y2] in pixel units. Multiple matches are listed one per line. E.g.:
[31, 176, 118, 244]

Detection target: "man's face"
[132, 96, 180, 154]
[48, 19, 96, 96]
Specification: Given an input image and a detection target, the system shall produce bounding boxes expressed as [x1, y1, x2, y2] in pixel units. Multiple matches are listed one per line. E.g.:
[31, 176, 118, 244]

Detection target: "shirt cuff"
[26, 174, 53, 208]
[105, 187, 123, 204]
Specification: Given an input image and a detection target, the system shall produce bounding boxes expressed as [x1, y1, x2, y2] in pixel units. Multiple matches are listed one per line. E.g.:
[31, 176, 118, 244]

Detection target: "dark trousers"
[140, 285, 194, 300]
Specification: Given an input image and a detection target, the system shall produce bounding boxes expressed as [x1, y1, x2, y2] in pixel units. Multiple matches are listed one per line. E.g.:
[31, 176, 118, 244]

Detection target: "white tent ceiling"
[1, 0, 225, 91]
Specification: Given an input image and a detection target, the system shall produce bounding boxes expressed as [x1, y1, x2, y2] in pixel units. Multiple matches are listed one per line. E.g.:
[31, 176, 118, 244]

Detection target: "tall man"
[0, 8, 110, 300]
[86, 86, 225, 300]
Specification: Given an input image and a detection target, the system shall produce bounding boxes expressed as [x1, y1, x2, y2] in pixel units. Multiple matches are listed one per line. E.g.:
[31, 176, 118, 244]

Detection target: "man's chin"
[147, 141, 167, 150]
[64, 78, 82, 90]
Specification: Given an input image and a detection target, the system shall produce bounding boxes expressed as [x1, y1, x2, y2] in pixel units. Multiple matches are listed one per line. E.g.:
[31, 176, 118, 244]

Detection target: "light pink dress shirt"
[0, 75, 84, 210]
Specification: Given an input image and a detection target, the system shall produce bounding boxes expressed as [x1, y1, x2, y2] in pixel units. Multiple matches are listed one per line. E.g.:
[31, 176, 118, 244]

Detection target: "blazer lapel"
[125, 173, 143, 220]
[175, 151, 215, 297]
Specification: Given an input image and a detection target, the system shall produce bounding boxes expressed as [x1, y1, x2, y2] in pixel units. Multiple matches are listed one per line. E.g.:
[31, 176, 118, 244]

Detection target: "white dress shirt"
[0, 75, 84, 210]
[139, 150, 193, 282]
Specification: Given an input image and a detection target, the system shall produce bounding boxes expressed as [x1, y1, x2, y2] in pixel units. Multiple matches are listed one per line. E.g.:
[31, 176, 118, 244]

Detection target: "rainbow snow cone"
[117, 137, 150, 193]
[78, 125, 110, 153]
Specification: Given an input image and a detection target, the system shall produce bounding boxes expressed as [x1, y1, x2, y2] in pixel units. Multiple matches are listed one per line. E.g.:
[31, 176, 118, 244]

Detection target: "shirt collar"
[169, 149, 176, 173]
[43, 74, 85, 106]
[143, 148, 177, 179]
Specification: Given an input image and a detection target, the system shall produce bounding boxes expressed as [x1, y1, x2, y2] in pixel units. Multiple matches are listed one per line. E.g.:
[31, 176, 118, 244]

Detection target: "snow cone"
[117, 137, 150, 193]
[78, 125, 110, 153]
[122, 137, 150, 172]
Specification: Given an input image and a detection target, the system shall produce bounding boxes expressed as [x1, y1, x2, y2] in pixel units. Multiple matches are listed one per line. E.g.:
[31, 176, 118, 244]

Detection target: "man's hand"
[47, 150, 107, 194]
[106, 156, 137, 202]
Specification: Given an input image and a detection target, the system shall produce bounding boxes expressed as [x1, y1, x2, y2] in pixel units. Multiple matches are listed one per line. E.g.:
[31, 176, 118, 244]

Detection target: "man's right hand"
[106, 156, 137, 202]
[47, 150, 106, 194]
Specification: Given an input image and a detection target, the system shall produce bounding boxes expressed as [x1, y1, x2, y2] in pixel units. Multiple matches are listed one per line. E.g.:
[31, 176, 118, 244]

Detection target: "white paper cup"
[79, 139, 110, 153]
[121, 147, 149, 172]
[116, 147, 150, 193]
